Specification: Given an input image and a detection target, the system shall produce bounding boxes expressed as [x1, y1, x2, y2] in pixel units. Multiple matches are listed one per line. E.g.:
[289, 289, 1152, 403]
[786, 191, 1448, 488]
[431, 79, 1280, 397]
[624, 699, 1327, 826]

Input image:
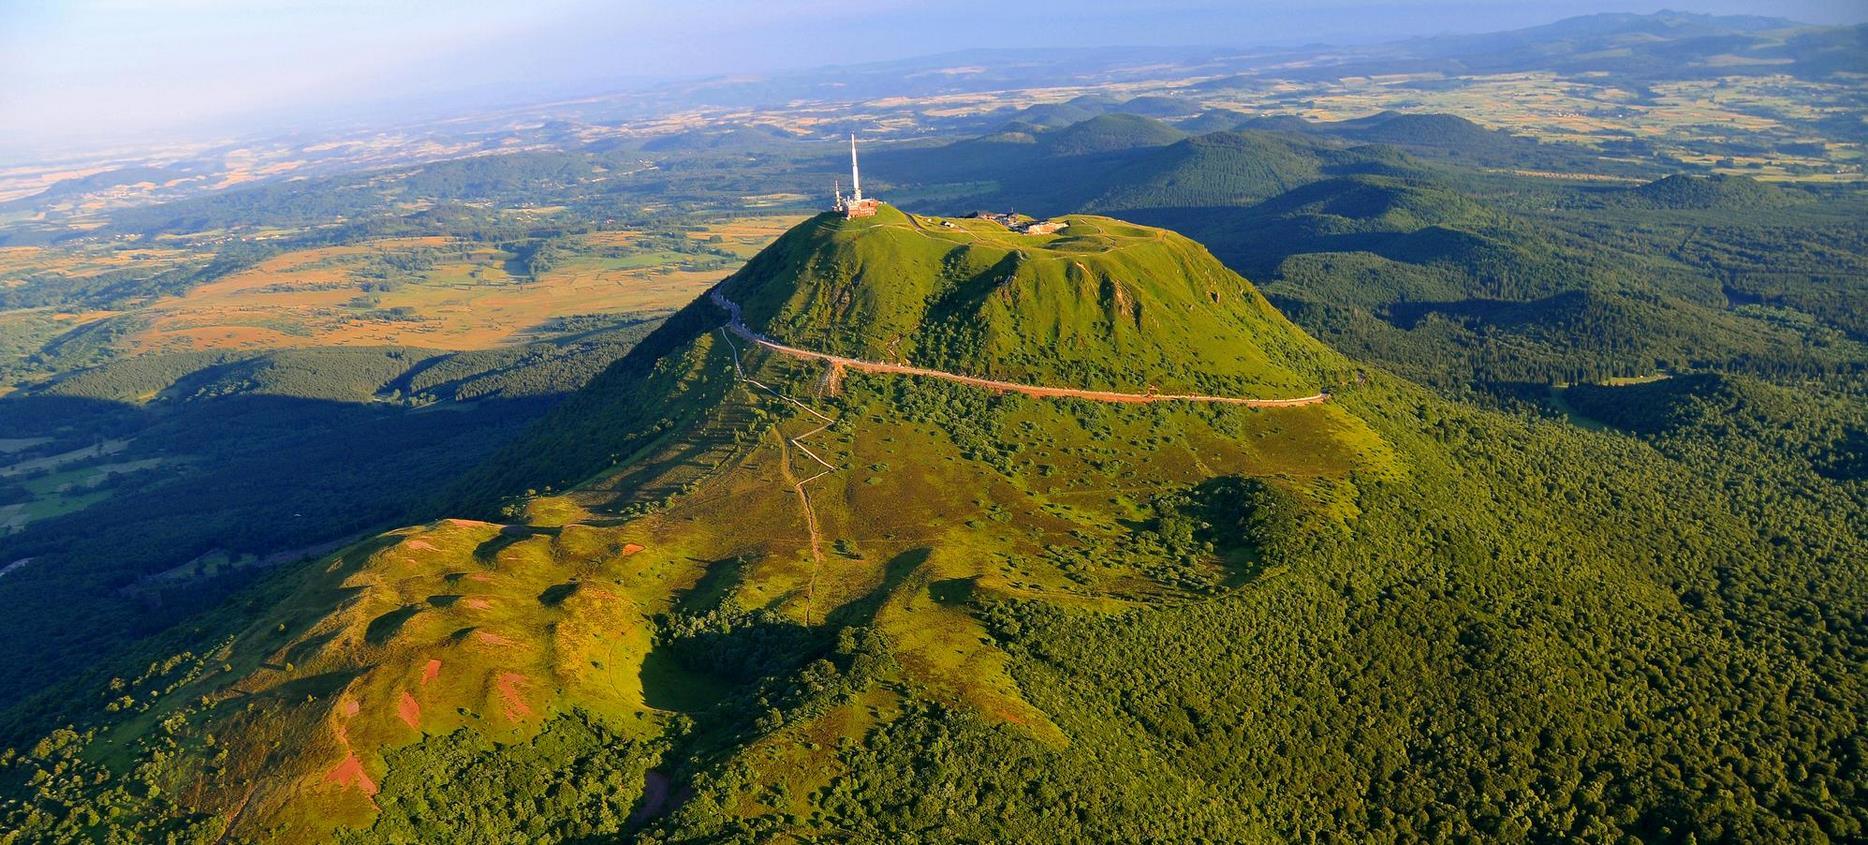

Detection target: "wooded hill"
[4, 208, 1861, 843]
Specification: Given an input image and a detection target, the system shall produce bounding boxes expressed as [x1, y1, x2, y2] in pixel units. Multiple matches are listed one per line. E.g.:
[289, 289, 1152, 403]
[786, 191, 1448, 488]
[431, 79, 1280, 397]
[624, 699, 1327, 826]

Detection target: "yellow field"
[0, 244, 194, 282]
[110, 218, 800, 354]
[1194, 71, 1864, 182]
[689, 215, 805, 258]
[769, 69, 1859, 184]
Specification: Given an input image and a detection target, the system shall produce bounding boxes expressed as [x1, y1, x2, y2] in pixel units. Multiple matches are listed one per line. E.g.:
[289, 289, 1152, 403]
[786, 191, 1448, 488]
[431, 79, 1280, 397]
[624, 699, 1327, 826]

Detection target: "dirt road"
[710, 286, 1328, 407]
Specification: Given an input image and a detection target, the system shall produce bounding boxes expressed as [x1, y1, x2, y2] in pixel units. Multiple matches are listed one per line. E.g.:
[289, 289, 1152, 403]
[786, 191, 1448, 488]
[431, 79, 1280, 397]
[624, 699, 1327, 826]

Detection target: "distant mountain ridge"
[1241, 9, 1853, 82]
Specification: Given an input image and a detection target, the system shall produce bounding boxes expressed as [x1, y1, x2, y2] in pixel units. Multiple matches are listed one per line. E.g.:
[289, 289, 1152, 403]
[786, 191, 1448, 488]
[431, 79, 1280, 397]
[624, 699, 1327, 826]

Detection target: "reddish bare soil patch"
[403, 540, 437, 551]
[991, 704, 1031, 727]
[495, 672, 534, 720]
[445, 519, 495, 528]
[396, 691, 421, 729]
[620, 543, 645, 556]
[473, 630, 517, 648]
[422, 658, 442, 685]
[462, 597, 493, 610]
[325, 754, 379, 796]
[468, 572, 495, 582]
[339, 696, 361, 718]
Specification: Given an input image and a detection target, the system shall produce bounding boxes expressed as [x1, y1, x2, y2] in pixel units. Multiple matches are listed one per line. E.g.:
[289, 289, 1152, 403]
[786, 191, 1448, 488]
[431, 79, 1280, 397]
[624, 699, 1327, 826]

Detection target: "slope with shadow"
[0, 320, 666, 728]
[5, 206, 1861, 845]
[998, 95, 1210, 130]
[874, 114, 1424, 214]
[0, 207, 1389, 842]
[875, 112, 1187, 186]
[1613, 173, 1808, 210]
[1217, 110, 1639, 175]
[1129, 172, 1861, 387]
[1070, 131, 1420, 212]
[1036, 112, 1187, 156]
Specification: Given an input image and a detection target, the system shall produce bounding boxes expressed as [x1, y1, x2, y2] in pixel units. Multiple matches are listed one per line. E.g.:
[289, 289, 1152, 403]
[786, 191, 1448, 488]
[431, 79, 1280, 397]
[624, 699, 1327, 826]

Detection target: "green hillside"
[877, 117, 1424, 214]
[1, 209, 1394, 841]
[1004, 96, 1202, 130]
[1619, 173, 1806, 209]
[1003, 94, 1121, 128]
[724, 204, 1334, 396]
[1325, 111, 1518, 152]
[1130, 173, 1866, 388]
[0, 317, 669, 719]
[4, 209, 1862, 845]
[1079, 131, 1421, 212]
[1174, 108, 1256, 134]
[1036, 113, 1186, 156]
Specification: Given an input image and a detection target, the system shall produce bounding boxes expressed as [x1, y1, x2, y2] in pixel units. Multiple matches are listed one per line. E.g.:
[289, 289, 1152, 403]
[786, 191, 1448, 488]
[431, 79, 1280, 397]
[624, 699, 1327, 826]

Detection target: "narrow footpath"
[718, 327, 836, 626]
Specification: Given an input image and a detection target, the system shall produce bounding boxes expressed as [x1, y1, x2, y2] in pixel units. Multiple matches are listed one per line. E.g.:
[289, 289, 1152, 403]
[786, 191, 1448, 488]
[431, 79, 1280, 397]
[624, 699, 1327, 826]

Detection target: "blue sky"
[1, 0, 1861, 157]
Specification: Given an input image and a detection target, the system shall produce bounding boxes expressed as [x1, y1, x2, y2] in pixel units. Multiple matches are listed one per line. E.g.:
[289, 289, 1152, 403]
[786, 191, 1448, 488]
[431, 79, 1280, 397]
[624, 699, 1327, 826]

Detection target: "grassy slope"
[27, 331, 1389, 842]
[4, 210, 1394, 841]
[726, 205, 1340, 396]
[27, 336, 1860, 842]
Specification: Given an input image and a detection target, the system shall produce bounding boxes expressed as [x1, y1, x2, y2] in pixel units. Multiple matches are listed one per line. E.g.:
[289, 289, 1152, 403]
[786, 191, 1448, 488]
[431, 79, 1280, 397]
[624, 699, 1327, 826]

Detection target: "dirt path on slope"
[710, 287, 1327, 407]
[720, 328, 836, 624]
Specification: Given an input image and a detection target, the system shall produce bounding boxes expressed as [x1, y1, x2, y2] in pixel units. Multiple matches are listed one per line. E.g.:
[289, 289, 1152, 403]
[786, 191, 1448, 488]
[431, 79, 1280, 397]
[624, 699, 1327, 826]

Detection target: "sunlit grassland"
[105, 222, 790, 354]
[0, 244, 195, 277]
[729, 207, 1342, 398]
[0, 215, 799, 377]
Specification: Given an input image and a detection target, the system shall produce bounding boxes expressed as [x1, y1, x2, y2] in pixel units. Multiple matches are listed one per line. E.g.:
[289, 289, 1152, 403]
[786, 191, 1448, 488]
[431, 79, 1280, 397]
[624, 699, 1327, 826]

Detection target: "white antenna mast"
[849, 134, 863, 203]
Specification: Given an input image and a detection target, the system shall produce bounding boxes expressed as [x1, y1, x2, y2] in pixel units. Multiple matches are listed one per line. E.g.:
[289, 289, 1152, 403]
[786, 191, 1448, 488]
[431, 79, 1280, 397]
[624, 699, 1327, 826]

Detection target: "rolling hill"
[883, 113, 1862, 394]
[1125, 172, 1864, 388]
[1034, 113, 1187, 157]
[4, 206, 1861, 844]
[883, 116, 1430, 216]
[1, 206, 1388, 841]
[1616, 173, 1807, 210]
[722, 204, 1332, 396]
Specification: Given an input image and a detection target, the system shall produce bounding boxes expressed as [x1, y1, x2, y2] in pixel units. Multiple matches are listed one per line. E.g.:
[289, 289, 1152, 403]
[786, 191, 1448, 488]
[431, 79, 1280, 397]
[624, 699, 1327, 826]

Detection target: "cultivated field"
[1, 216, 806, 361]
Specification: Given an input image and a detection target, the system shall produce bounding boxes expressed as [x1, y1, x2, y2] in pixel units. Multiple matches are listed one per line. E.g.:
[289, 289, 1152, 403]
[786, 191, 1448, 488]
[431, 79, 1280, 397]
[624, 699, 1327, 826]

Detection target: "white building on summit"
[833, 134, 880, 219]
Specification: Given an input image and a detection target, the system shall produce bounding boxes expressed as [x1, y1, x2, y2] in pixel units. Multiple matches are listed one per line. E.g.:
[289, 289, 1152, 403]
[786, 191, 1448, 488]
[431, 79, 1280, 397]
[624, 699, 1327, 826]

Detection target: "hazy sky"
[2, 0, 1862, 158]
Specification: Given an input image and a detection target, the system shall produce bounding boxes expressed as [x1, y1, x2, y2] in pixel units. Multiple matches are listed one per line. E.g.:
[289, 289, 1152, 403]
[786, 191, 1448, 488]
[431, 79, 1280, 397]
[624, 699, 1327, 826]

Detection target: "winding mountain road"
[710, 286, 1328, 407]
